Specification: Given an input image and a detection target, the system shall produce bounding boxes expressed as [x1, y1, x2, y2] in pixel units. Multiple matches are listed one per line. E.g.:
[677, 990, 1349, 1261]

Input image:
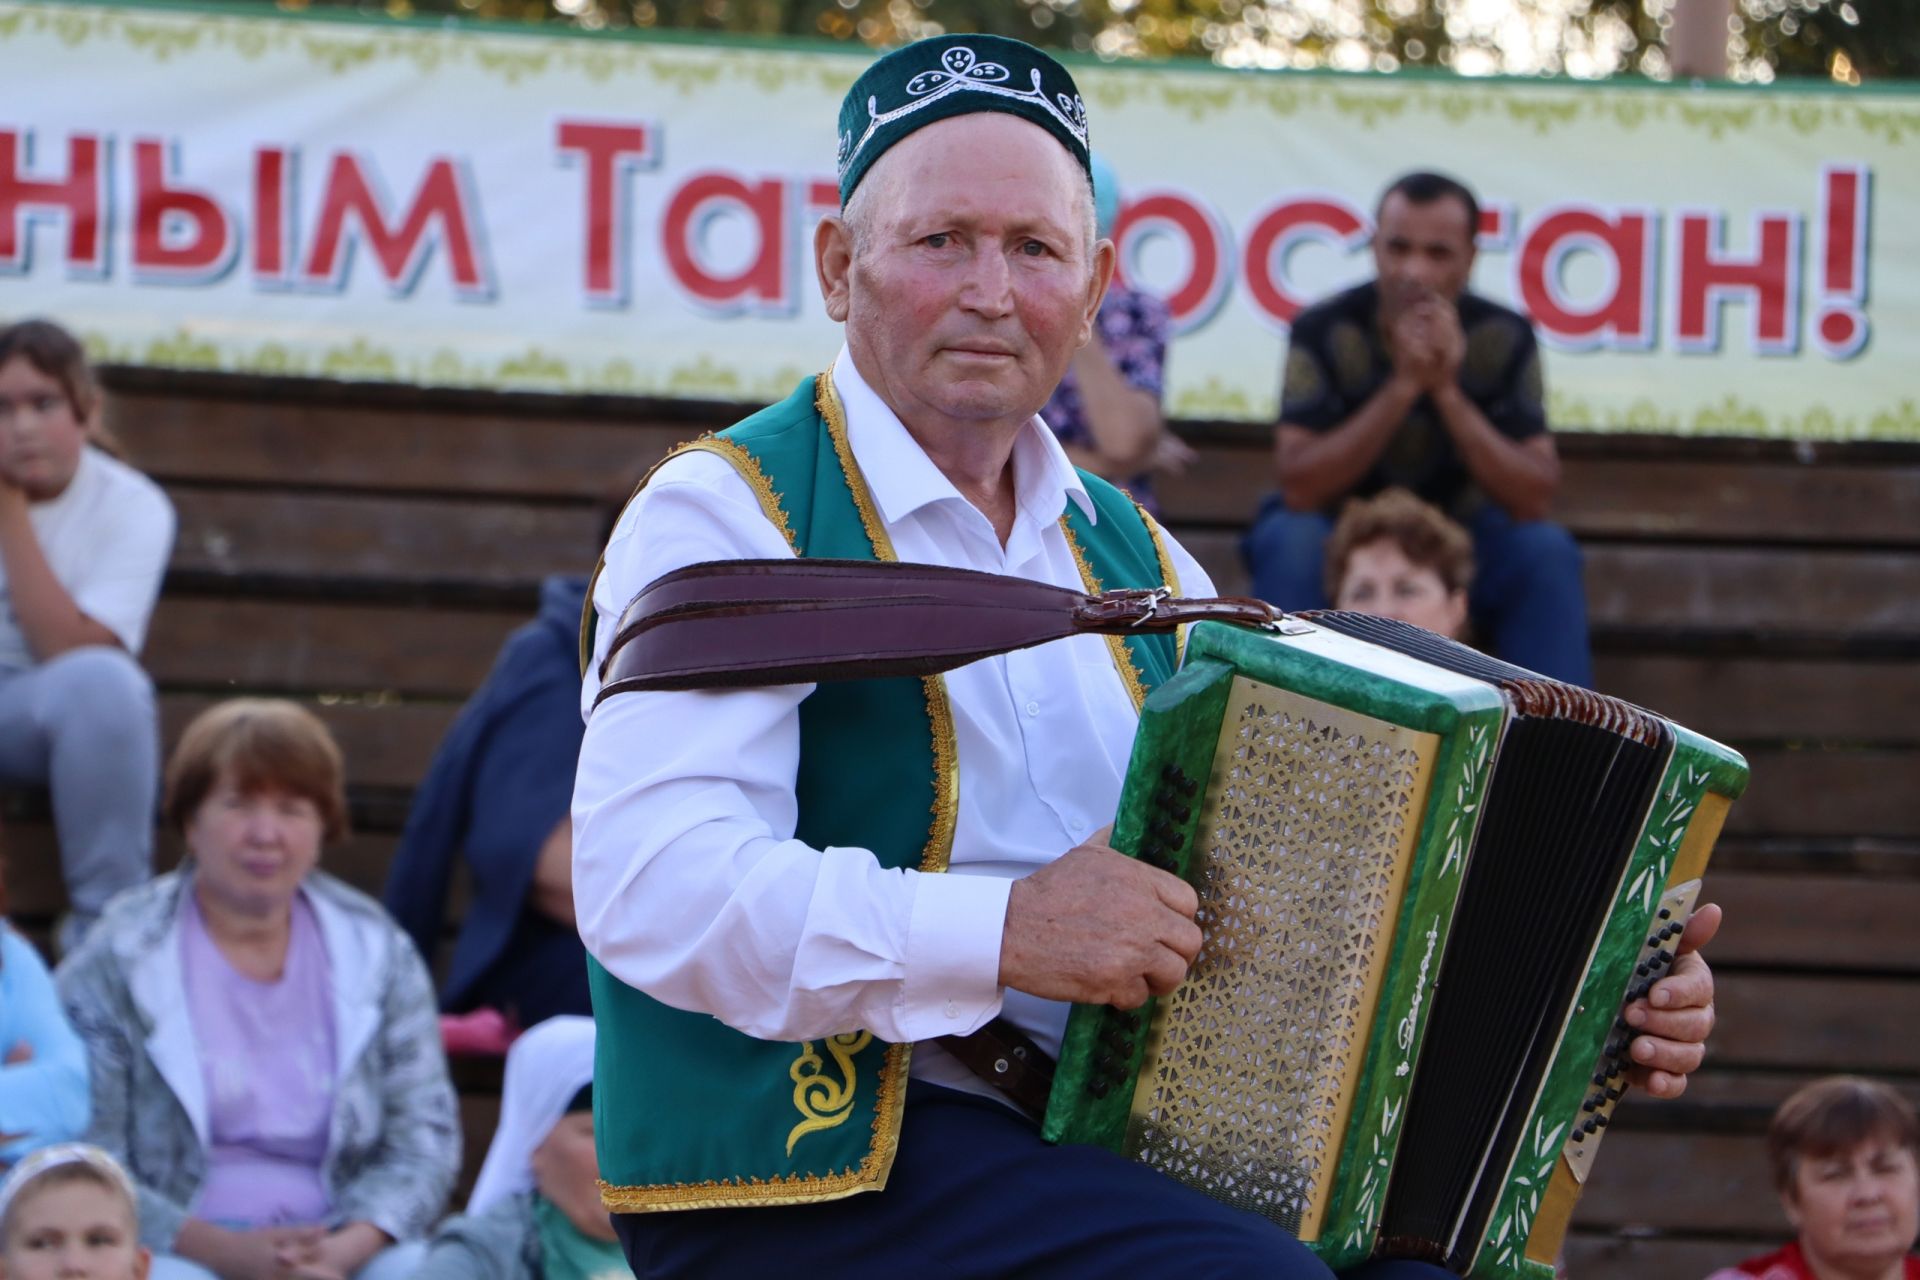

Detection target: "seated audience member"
[56, 700, 459, 1280]
[383, 573, 592, 1027]
[1706, 1076, 1919, 1280]
[0, 851, 90, 1168]
[1038, 151, 1191, 513]
[409, 1016, 619, 1280]
[1324, 487, 1472, 642]
[1240, 171, 1592, 686]
[0, 1143, 150, 1280]
[0, 320, 176, 953]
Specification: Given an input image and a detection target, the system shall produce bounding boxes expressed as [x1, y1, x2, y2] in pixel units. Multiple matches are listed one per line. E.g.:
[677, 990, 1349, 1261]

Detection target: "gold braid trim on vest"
[1060, 518, 1150, 714]
[1139, 506, 1187, 666]
[577, 435, 799, 676]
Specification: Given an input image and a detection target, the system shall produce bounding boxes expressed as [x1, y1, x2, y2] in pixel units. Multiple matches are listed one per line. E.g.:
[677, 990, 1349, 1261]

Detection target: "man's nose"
[958, 245, 1015, 317]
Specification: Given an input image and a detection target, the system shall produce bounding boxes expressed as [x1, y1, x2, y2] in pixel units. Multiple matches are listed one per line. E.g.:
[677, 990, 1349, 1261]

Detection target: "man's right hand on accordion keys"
[997, 832, 1205, 1011]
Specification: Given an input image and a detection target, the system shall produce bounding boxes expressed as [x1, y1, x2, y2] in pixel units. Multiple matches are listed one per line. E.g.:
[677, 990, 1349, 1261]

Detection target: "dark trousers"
[1240, 496, 1595, 688]
[615, 1082, 1455, 1280]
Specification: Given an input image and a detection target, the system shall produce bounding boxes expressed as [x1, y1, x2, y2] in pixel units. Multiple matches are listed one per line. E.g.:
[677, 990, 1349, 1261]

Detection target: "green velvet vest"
[589, 374, 1182, 1211]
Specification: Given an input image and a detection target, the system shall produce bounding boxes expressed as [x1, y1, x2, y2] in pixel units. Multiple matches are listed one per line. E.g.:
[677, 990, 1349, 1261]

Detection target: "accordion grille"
[1123, 676, 1438, 1240]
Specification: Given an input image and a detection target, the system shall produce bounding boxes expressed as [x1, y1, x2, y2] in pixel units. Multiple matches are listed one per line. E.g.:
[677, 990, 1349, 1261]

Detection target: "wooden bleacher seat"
[1, 366, 1914, 1270]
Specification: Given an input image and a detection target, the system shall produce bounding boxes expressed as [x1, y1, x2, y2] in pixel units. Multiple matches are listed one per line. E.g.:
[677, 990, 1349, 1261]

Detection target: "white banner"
[4, 1, 1919, 438]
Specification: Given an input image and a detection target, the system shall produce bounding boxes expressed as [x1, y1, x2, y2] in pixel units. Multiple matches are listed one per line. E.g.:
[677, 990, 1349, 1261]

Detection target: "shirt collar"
[830, 347, 1097, 531]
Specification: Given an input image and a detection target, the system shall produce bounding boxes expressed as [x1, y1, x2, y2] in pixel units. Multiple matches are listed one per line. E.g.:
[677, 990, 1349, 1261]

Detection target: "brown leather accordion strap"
[594, 557, 1282, 704]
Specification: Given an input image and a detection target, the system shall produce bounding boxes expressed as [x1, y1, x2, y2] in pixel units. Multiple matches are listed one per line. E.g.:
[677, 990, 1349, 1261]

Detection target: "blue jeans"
[1241, 496, 1594, 688]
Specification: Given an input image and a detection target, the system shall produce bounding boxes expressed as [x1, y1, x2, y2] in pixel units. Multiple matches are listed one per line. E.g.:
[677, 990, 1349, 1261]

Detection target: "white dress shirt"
[572, 349, 1213, 1099]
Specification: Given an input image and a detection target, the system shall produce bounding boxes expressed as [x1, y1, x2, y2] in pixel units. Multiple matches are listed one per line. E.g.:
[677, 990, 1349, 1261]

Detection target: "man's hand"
[1413, 296, 1466, 388]
[1623, 902, 1721, 1098]
[999, 839, 1202, 1009]
[5, 1041, 32, 1066]
[1386, 306, 1448, 394]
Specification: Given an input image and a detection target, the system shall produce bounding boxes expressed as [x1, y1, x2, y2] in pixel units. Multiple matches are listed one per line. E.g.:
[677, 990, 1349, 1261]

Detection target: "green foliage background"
[244, 0, 1916, 82]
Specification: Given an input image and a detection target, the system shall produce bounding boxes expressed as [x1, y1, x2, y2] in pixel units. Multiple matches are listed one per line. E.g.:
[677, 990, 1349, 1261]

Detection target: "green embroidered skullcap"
[837, 34, 1091, 205]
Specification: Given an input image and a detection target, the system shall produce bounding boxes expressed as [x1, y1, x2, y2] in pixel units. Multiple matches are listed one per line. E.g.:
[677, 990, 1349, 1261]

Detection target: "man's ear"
[1779, 1185, 1803, 1233]
[816, 215, 854, 323]
[133, 1244, 154, 1280]
[1078, 237, 1117, 348]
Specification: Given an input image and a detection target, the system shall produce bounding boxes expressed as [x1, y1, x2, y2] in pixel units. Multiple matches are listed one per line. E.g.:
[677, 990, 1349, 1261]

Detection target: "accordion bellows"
[1044, 615, 1748, 1279]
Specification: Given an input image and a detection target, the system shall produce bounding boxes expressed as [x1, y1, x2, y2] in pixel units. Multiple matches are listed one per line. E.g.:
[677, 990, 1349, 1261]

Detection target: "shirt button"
[1025, 700, 1040, 717]
[944, 1001, 960, 1019]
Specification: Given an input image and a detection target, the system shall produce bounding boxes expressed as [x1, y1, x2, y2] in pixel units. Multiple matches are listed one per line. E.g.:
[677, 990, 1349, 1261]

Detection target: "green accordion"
[1044, 613, 1749, 1278]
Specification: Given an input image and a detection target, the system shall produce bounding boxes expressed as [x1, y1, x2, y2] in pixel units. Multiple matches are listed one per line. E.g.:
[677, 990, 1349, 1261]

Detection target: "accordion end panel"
[1471, 730, 1749, 1280]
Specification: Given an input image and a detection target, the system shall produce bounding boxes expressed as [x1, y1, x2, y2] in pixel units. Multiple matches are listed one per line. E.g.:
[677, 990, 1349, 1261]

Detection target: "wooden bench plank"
[1725, 749, 1920, 839]
[1615, 1067, 1920, 1132]
[1171, 531, 1920, 642]
[113, 392, 687, 502]
[1572, 1129, 1783, 1237]
[1556, 457, 1920, 546]
[1152, 439, 1920, 547]
[1583, 545, 1920, 640]
[1594, 655, 1920, 746]
[169, 488, 602, 595]
[1711, 971, 1920, 1073]
[146, 596, 526, 700]
[1706, 870, 1920, 973]
[1565, 1231, 1783, 1280]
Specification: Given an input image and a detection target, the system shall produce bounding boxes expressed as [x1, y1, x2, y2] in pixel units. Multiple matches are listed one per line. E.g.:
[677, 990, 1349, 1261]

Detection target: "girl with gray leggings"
[0, 319, 174, 954]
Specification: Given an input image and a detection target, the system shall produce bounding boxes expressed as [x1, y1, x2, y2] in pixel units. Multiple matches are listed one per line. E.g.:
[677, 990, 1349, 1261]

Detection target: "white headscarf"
[467, 1015, 597, 1216]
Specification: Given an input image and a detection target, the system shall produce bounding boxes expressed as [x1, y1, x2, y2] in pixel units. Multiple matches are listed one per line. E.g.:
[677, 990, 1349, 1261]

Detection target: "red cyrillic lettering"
[132, 139, 235, 279]
[304, 153, 490, 297]
[0, 131, 106, 275]
[555, 120, 655, 307]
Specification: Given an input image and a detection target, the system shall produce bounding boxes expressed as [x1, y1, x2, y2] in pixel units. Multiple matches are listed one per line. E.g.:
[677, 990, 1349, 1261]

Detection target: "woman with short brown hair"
[1706, 1076, 1919, 1280]
[56, 700, 458, 1280]
[1324, 487, 1475, 642]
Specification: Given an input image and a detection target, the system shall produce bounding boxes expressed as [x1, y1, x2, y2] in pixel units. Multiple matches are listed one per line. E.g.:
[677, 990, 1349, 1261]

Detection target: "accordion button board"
[1562, 877, 1703, 1183]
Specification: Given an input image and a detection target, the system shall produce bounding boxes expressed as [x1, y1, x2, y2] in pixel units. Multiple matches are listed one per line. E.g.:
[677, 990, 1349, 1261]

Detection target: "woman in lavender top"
[56, 701, 459, 1280]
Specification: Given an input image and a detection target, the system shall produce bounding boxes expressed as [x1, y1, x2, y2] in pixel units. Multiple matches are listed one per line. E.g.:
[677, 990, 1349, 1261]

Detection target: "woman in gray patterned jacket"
[55, 699, 460, 1280]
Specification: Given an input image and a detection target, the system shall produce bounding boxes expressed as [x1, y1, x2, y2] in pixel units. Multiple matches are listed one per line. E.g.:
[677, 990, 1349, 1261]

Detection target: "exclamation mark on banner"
[1813, 163, 1872, 359]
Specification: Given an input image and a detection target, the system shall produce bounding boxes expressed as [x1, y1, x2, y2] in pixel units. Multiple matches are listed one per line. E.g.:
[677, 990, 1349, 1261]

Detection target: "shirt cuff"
[897, 870, 1010, 1042]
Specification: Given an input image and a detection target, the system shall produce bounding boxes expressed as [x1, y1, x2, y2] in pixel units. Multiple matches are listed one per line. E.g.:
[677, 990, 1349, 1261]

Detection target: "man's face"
[822, 113, 1111, 435]
[1372, 191, 1476, 308]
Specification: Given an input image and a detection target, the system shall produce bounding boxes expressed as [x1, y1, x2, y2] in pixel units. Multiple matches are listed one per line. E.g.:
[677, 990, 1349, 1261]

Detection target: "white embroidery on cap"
[838, 45, 1089, 182]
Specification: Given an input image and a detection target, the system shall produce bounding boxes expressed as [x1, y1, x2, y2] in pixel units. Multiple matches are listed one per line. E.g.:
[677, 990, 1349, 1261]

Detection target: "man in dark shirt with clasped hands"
[1241, 171, 1592, 686]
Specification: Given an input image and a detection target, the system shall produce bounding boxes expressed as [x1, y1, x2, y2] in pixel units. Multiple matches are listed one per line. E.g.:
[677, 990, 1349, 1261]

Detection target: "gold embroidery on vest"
[786, 1031, 875, 1155]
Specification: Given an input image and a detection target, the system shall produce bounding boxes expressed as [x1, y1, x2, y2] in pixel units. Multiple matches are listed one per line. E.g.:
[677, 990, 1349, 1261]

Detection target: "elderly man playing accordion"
[571, 34, 1720, 1280]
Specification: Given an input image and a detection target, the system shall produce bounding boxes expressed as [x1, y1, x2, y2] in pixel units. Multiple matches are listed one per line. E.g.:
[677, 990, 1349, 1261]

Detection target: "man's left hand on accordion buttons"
[1620, 901, 1720, 1098]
